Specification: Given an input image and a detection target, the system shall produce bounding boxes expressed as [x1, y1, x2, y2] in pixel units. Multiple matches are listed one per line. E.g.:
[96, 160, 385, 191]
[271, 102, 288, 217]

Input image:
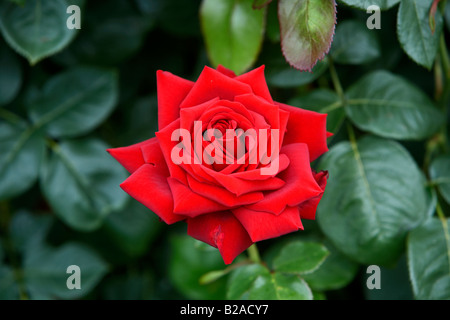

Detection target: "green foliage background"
[0, 0, 449, 300]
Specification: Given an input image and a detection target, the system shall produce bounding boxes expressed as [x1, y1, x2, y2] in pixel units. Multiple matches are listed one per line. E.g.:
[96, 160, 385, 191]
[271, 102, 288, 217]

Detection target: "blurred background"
[0, 0, 448, 300]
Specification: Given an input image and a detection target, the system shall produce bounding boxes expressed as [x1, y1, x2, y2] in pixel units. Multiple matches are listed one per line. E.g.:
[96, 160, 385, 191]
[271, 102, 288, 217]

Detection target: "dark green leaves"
[318, 136, 429, 265]
[227, 263, 271, 299]
[430, 155, 450, 204]
[102, 200, 162, 257]
[253, 0, 272, 9]
[289, 89, 345, 135]
[0, 266, 19, 300]
[0, 65, 121, 234]
[278, 0, 336, 71]
[249, 272, 313, 300]
[169, 235, 228, 300]
[0, 0, 80, 64]
[302, 240, 359, 291]
[345, 71, 443, 140]
[408, 217, 450, 299]
[0, 121, 45, 200]
[200, 0, 266, 75]
[40, 138, 128, 231]
[397, 0, 443, 69]
[29, 67, 118, 138]
[0, 44, 22, 106]
[338, 0, 400, 10]
[273, 241, 329, 274]
[266, 59, 329, 88]
[227, 240, 329, 300]
[227, 264, 313, 300]
[330, 20, 381, 65]
[24, 242, 108, 299]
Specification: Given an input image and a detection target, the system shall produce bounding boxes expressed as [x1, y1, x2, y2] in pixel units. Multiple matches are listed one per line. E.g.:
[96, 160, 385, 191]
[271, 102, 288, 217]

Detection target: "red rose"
[108, 65, 329, 264]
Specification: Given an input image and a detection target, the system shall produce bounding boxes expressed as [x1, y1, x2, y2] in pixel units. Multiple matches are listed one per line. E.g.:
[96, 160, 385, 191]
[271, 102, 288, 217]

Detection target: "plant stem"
[436, 201, 447, 220]
[440, 35, 450, 81]
[328, 57, 346, 105]
[347, 122, 357, 145]
[247, 244, 261, 264]
[0, 108, 22, 125]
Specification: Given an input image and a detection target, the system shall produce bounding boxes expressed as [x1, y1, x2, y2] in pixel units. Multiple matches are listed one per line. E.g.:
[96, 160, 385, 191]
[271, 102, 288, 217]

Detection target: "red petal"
[187, 211, 253, 265]
[107, 138, 156, 174]
[232, 206, 303, 242]
[179, 66, 252, 108]
[299, 170, 328, 220]
[167, 178, 228, 217]
[155, 119, 188, 184]
[157, 70, 194, 130]
[198, 164, 285, 196]
[276, 101, 328, 161]
[230, 153, 290, 180]
[279, 109, 290, 147]
[235, 65, 274, 103]
[216, 65, 237, 78]
[120, 164, 185, 225]
[234, 94, 279, 128]
[186, 175, 264, 206]
[245, 143, 323, 214]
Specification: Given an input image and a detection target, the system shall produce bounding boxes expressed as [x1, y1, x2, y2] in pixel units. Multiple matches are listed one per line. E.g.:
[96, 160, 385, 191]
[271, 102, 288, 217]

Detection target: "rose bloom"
[108, 65, 329, 264]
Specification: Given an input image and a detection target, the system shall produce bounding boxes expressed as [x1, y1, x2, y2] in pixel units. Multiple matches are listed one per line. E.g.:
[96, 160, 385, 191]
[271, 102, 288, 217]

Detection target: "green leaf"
[338, 0, 400, 10]
[397, 0, 443, 69]
[253, 0, 272, 9]
[364, 255, 413, 300]
[28, 67, 118, 138]
[273, 241, 329, 275]
[345, 70, 443, 140]
[249, 272, 313, 300]
[102, 200, 162, 257]
[227, 263, 313, 300]
[158, 0, 201, 37]
[318, 136, 430, 265]
[0, 266, 20, 300]
[0, 120, 45, 200]
[227, 263, 270, 299]
[330, 20, 380, 65]
[54, 0, 152, 66]
[0, 43, 22, 106]
[9, 210, 53, 254]
[429, 155, 450, 205]
[101, 272, 154, 300]
[8, 0, 26, 5]
[40, 138, 128, 231]
[24, 242, 108, 299]
[0, 0, 80, 64]
[265, 0, 280, 42]
[445, 1, 450, 32]
[169, 234, 228, 300]
[266, 59, 329, 88]
[200, 0, 266, 75]
[288, 89, 345, 135]
[302, 240, 359, 291]
[200, 269, 230, 285]
[278, 0, 336, 71]
[408, 217, 450, 300]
